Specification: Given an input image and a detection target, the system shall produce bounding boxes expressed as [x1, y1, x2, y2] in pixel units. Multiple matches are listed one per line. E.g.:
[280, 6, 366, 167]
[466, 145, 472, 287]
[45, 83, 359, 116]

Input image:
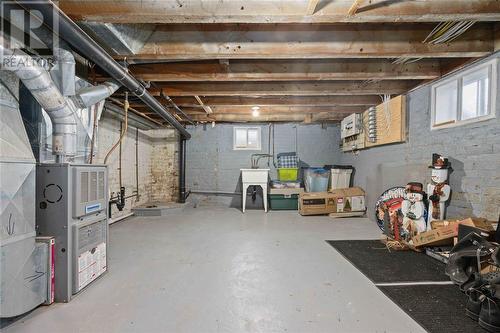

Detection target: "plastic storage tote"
[330, 165, 354, 190]
[269, 194, 300, 210]
[304, 168, 330, 192]
[278, 168, 299, 181]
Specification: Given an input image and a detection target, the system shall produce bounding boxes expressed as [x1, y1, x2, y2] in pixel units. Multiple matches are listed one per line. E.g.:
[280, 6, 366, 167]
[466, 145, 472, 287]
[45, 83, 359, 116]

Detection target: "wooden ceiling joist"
[62, 1, 500, 124]
[125, 59, 441, 82]
[134, 105, 368, 115]
[148, 80, 418, 97]
[61, 0, 500, 24]
[122, 23, 493, 60]
[169, 95, 382, 107]
[127, 95, 381, 110]
[186, 113, 345, 123]
[121, 23, 494, 61]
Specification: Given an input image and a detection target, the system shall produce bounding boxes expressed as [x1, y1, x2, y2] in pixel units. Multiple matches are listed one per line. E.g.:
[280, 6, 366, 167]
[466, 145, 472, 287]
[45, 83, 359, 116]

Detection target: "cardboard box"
[431, 217, 494, 231]
[299, 187, 365, 216]
[415, 217, 496, 248]
[329, 187, 366, 213]
[299, 192, 337, 216]
[412, 224, 460, 248]
[459, 217, 495, 232]
[481, 264, 500, 274]
[430, 220, 460, 230]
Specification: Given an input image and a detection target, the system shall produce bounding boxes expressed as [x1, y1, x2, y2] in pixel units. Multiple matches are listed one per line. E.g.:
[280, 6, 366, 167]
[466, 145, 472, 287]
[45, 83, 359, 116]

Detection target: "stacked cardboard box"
[299, 187, 365, 216]
[412, 218, 495, 248]
[298, 192, 337, 216]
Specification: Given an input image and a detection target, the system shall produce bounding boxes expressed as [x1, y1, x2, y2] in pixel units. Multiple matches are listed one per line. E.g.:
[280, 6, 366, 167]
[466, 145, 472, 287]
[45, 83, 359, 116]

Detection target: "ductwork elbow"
[0, 45, 77, 160]
[51, 47, 76, 96]
[73, 81, 120, 108]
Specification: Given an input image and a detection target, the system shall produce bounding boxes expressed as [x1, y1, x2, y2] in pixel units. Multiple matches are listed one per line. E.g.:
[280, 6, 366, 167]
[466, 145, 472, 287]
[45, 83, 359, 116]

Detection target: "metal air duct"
[0, 37, 119, 161]
[19, 0, 191, 139]
[73, 81, 120, 108]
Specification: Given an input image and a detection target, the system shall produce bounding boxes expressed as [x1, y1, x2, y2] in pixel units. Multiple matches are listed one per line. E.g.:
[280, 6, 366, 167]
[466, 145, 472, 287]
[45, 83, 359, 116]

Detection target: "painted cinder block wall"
[341, 53, 500, 221]
[185, 123, 342, 208]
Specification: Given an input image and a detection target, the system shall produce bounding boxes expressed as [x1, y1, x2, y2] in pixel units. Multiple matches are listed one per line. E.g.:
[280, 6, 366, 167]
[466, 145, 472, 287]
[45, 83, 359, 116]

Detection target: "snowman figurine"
[401, 182, 427, 236]
[427, 153, 451, 228]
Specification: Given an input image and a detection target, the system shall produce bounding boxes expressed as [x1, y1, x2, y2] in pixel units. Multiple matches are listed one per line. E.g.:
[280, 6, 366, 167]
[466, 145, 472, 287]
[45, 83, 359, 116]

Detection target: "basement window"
[233, 127, 261, 150]
[431, 59, 497, 129]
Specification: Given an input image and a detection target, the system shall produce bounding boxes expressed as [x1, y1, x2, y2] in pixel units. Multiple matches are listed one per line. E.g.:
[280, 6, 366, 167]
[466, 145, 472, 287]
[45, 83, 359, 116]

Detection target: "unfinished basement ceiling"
[61, 0, 500, 124]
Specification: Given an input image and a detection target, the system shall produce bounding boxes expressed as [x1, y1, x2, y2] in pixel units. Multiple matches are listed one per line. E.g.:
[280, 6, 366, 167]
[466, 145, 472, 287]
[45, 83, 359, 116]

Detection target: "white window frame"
[431, 58, 497, 130]
[233, 127, 262, 151]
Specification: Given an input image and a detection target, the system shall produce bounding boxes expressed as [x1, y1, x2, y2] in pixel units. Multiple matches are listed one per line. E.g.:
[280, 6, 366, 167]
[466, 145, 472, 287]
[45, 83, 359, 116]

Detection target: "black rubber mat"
[326, 240, 448, 283]
[379, 284, 484, 333]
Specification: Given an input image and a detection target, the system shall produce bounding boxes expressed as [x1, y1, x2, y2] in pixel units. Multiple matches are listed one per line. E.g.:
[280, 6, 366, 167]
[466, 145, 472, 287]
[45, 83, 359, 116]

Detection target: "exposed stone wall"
[149, 129, 179, 203]
[95, 116, 179, 218]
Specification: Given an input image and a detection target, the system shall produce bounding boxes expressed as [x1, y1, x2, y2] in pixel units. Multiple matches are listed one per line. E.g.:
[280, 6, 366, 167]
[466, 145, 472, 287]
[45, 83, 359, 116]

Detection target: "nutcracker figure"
[401, 182, 426, 237]
[427, 153, 451, 228]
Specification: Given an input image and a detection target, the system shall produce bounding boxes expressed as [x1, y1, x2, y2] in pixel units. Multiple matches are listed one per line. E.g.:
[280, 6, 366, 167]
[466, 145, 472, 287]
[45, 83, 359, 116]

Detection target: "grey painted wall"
[186, 123, 341, 208]
[341, 53, 500, 221]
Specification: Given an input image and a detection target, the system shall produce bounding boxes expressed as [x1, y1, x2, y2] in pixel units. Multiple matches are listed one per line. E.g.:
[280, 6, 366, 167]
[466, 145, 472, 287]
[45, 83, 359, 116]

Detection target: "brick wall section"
[96, 116, 153, 218]
[96, 116, 179, 218]
[149, 129, 179, 203]
[341, 53, 500, 221]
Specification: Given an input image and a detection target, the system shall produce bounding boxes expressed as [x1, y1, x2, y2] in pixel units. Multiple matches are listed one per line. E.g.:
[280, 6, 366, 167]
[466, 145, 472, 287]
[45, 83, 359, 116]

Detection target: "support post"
[178, 137, 187, 203]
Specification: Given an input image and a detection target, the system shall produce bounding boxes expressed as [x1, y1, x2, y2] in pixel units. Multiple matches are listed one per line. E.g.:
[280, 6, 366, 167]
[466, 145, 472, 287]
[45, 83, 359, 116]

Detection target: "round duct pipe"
[19, 1, 191, 139]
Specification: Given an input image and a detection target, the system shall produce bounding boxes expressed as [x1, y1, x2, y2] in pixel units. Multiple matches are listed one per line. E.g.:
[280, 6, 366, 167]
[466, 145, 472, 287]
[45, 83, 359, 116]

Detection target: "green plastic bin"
[277, 168, 299, 181]
[269, 194, 299, 210]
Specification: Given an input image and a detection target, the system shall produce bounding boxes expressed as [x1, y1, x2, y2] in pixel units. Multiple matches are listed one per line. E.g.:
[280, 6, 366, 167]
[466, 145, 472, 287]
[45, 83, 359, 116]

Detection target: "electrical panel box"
[341, 133, 366, 152]
[340, 113, 362, 139]
[36, 163, 108, 302]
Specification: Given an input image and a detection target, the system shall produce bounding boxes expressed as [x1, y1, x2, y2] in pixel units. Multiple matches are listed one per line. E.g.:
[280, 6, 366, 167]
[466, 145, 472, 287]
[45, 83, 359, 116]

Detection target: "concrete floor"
[4, 207, 425, 333]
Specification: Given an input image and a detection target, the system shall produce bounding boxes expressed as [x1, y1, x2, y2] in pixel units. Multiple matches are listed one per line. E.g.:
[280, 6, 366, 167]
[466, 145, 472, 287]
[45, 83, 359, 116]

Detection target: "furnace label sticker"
[77, 242, 107, 291]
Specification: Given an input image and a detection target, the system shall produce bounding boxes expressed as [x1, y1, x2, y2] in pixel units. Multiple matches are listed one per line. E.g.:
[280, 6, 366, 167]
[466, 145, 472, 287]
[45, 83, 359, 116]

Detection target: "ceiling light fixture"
[252, 106, 260, 117]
